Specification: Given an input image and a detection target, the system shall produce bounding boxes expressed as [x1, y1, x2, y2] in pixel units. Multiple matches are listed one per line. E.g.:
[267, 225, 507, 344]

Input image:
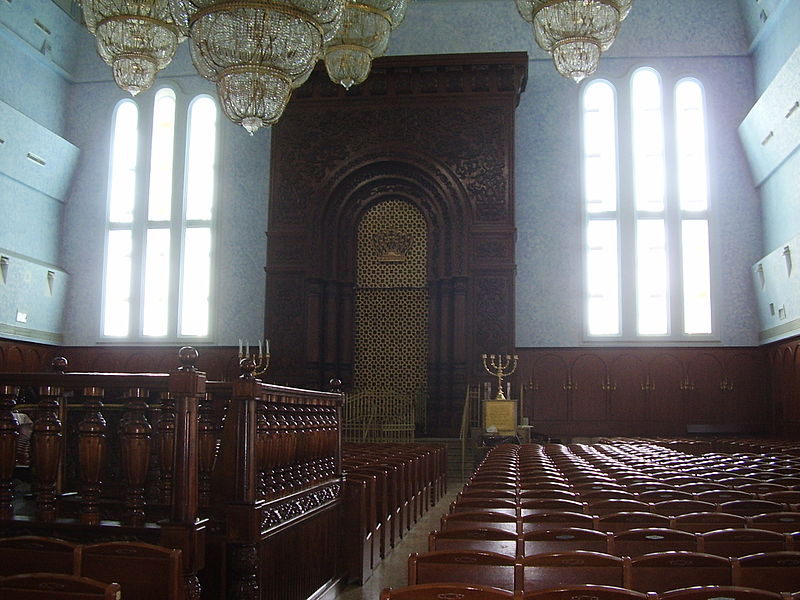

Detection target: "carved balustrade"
[0, 350, 207, 599]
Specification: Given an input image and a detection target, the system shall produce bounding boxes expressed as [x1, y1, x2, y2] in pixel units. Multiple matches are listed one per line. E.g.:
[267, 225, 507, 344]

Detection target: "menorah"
[482, 353, 518, 401]
[238, 338, 270, 378]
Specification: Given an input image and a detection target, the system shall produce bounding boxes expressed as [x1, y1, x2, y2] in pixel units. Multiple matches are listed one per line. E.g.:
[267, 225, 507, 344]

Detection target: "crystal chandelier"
[169, 0, 345, 134]
[515, 0, 634, 82]
[323, 0, 410, 90]
[80, 0, 181, 96]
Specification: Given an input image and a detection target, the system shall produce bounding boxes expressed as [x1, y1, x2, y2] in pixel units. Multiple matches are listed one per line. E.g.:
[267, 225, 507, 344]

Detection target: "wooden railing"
[0, 349, 347, 600]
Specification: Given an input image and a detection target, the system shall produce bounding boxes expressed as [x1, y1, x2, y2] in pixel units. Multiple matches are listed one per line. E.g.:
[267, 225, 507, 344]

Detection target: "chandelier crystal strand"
[80, 0, 181, 96]
[324, 0, 410, 89]
[170, 0, 345, 133]
[515, 0, 631, 82]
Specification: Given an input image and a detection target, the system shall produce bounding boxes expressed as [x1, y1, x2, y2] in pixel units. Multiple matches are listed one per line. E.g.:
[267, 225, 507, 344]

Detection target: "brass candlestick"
[482, 353, 518, 400]
[239, 339, 270, 379]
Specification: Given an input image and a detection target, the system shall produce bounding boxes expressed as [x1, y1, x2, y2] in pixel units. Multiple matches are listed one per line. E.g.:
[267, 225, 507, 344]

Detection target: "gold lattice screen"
[346, 200, 429, 442]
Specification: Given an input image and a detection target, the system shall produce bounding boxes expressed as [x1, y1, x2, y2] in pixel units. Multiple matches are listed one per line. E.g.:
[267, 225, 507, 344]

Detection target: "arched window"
[102, 89, 218, 340]
[581, 69, 713, 340]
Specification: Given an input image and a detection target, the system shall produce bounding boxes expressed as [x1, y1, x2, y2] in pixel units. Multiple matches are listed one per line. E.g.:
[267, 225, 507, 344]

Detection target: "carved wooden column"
[120, 387, 151, 526]
[158, 391, 176, 504]
[0, 385, 19, 519]
[32, 385, 63, 521]
[78, 386, 107, 524]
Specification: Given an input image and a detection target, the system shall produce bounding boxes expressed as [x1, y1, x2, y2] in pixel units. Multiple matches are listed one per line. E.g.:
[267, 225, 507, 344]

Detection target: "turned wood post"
[120, 387, 151, 526]
[78, 386, 107, 524]
[0, 385, 19, 519]
[198, 392, 218, 507]
[158, 391, 176, 504]
[159, 346, 206, 600]
[32, 385, 63, 521]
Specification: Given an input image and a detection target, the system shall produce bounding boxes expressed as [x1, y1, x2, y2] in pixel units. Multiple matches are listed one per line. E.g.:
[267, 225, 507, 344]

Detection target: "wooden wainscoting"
[765, 334, 800, 437]
[514, 347, 773, 441]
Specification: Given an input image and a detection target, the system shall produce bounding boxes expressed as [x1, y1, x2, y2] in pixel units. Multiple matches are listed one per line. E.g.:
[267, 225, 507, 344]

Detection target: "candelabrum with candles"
[482, 353, 518, 400]
[238, 339, 270, 379]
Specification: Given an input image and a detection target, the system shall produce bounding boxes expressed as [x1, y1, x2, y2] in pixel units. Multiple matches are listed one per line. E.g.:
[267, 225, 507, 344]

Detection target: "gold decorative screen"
[346, 200, 429, 442]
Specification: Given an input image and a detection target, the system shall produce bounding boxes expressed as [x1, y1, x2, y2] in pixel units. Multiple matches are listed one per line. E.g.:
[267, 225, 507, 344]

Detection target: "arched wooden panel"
[529, 353, 569, 423]
[607, 353, 646, 424]
[570, 353, 608, 422]
[725, 351, 770, 431]
[686, 352, 724, 424]
[646, 352, 685, 432]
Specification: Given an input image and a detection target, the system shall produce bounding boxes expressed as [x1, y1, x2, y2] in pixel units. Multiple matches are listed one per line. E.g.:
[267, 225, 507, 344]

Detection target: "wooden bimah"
[0, 349, 346, 600]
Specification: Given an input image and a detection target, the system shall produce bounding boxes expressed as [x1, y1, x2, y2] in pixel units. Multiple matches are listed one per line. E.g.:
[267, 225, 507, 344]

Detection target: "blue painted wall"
[1, 0, 773, 349]
[745, 0, 800, 254]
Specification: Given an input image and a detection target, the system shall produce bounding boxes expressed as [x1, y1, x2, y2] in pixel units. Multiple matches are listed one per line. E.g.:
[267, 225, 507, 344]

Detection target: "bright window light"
[180, 228, 211, 336]
[103, 230, 132, 336]
[586, 220, 620, 335]
[148, 88, 176, 222]
[636, 219, 668, 335]
[676, 79, 709, 212]
[142, 228, 171, 336]
[108, 101, 138, 224]
[185, 97, 217, 221]
[631, 68, 666, 213]
[682, 220, 712, 334]
[583, 80, 617, 213]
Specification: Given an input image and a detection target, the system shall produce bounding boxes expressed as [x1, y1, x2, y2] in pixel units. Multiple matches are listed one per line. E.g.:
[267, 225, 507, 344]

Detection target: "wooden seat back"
[0, 572, 122, 599]
[520, 584, 650, 600]
[408, 550, 516, 591]
[609, 527, 697, 557]
[520, 550, 624, 592]
[76, 541, 182, 600]
[0, 536, 76, 576]
[624, 551, 732, 593]
[379, 583, 514, 599]
[698, 528, 789, 557]
[732, 551, 800, 593]
[522, 527, 610, 556]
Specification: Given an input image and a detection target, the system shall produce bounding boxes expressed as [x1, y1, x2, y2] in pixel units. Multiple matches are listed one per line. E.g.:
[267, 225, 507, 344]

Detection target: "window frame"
[100, 85, 219, 344]
[580, 66, 718, 345]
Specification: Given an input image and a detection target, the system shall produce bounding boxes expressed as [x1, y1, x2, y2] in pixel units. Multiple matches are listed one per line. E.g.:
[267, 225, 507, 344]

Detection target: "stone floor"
[336, 485, 460, 600]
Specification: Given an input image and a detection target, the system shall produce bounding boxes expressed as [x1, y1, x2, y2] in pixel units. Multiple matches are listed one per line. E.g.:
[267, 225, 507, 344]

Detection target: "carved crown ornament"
[373, 227, 413, 262]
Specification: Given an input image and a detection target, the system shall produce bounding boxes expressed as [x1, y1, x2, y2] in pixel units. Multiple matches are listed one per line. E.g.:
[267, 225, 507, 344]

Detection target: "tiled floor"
[336, 485, 460, 600]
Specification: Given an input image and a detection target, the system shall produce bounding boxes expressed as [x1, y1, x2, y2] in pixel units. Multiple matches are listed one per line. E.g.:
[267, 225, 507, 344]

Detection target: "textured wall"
[2, 0, 768, 350]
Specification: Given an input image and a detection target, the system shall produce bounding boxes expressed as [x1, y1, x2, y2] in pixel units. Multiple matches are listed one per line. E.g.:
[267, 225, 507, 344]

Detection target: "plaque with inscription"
[483, 400, 517, 434]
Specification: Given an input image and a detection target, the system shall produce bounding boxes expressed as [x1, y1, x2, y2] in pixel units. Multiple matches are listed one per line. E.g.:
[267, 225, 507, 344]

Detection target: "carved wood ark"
[266, 53, 528, 435]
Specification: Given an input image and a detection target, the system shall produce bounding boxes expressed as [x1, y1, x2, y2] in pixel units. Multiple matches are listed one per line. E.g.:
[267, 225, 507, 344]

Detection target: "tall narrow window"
[583, 80, 620, 336]
[103, 100, 138, 337]
[675, 78, 712, 335]
[102, 90, 218, 340]
[581, 69, 714, 341]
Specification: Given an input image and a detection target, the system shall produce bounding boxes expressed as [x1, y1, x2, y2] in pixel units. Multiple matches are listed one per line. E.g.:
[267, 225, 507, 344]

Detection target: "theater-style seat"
[380, 583, 514, 599]
[732, 551, 800, 594]
[521, 511, 596, 533]
[624, 551, 732, 593]
[520, 550, 624, 592]
[671, 512, 748, 533]
[0, 536, 76, 576]
[698, 528, 789, 558]
[75, 541, 182, 600]
[597, 511, 671, 533]
[747, 512, 800, 533]
[522, 527, 610, 556]
[0, 573, 122, 599]
[521, 584, 650, 600]
[609, 528, 697, 557]
[428, 527, 519, 555]
[408, 550, 516, 591]
[441, 510, 519, 534]
[659, 585, 784, 600]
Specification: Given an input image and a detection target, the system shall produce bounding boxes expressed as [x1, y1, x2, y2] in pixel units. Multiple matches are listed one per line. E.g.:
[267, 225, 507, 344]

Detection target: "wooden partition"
[513, 347, 772, 441]
[0, 348, 207, 597]
[0, 349, 347, 600]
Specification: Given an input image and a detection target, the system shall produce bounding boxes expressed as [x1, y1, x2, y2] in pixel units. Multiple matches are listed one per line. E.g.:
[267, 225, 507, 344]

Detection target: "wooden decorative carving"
[266, 53, 527, 435]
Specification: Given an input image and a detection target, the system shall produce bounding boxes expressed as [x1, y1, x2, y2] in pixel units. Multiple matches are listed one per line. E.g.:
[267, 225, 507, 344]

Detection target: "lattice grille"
[347, 200, 428, 442]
